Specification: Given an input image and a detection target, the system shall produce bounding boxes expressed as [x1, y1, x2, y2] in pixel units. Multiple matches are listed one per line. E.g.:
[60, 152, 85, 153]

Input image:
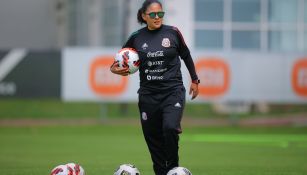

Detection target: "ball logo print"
[90, 56, 128, 96]
[196, 58, 230, 97]
[292, 58, 307, 97]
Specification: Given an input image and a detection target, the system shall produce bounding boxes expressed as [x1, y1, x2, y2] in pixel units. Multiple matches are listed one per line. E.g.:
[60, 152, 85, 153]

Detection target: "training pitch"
[0, 124, 306, 175]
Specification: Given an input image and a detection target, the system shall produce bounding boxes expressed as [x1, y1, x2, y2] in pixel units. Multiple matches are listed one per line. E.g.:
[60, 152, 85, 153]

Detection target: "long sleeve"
[183, 53, 198, 81]
[173, 27, 198, 81]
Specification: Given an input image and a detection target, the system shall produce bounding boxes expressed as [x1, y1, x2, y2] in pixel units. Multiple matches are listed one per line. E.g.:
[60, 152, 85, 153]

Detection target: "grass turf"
[1, 99, 307, 119]
[0, 125, 306, 175]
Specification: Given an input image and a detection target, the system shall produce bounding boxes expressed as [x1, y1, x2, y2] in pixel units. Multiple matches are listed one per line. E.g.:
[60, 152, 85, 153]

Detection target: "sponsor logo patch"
[147, 51, 164, 58]
[146, 75, 164, 80]
[144, 68, 167, 74]
[147, 61, 164, 67]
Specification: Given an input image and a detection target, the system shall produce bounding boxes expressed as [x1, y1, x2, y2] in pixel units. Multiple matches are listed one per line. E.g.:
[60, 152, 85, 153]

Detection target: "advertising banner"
[0, 49, 61, 98]
[62, 48, 139, 102]
[62, 48, 307, 103]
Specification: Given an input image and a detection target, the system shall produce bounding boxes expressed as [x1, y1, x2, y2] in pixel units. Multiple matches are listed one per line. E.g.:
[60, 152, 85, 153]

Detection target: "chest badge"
[162, 38, 170, 48]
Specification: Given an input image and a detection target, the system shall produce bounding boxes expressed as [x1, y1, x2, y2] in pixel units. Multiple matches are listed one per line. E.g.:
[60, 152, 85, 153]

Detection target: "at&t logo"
[147, 61, 164, 66]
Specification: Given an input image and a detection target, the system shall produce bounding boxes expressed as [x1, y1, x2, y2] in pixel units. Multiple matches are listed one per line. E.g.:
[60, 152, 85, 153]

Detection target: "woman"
[110, 0, 200, 174]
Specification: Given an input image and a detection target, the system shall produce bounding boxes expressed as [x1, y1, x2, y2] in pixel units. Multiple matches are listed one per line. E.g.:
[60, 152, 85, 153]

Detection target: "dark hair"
[137, 0, 163, 24]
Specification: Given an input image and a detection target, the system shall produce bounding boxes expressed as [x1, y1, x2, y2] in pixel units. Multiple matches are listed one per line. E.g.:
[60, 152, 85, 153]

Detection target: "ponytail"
[137, 9, 146, 24]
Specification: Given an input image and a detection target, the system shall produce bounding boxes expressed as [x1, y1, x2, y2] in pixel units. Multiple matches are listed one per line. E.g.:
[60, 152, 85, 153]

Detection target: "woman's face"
[142, 3, 164, 30]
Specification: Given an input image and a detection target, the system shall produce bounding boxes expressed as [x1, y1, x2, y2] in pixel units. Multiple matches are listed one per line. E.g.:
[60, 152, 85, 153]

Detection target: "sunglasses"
[146, 11, 165, 19]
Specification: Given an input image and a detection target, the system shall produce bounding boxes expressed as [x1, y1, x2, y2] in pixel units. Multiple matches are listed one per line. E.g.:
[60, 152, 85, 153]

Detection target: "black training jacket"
[123, 24, 198, 94]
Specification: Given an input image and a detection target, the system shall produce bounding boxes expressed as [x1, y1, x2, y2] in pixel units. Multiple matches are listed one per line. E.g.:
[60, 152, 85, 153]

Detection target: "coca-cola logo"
[147, 51, 164, 58]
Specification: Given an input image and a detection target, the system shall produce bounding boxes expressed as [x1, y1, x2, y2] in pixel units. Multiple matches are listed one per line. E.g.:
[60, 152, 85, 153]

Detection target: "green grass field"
[0, 125, 307, 175]
[1, 99, 307, 174]
[1, 99, 307, 119]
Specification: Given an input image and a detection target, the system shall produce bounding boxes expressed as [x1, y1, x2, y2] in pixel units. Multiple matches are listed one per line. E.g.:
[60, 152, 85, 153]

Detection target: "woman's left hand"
[189, 83, 199, 100]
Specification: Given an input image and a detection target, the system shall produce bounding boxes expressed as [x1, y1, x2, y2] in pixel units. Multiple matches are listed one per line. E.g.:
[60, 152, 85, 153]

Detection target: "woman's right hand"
[110, 61, 130, 76]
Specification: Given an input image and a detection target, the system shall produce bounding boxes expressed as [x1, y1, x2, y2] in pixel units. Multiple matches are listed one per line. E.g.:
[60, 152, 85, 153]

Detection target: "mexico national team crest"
[162, 38, 170, 47]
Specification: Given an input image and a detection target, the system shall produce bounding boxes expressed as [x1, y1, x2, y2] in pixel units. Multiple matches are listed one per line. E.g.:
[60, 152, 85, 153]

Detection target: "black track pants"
[138, 87, 186, 175]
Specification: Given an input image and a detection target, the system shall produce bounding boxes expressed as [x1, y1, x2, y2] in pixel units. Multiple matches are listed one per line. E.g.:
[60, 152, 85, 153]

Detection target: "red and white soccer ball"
[66, 163, 85, 175]
[50, 163, 85, 175]
[50, 165, 73, 175]
[115, 48, 140, 74]
[113, 164, 141, 175]
[167, 167, 192, 175]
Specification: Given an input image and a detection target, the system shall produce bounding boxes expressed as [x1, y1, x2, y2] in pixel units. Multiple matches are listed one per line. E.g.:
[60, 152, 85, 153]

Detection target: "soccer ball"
[113, 164, 141, 175]
[115, 48, 140, 74]
[66, 163, 85, 175]
[167, 167, 192, 175]
[50, 165, 73, 175]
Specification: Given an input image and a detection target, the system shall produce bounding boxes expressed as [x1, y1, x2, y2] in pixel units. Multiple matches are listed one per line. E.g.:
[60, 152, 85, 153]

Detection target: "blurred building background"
[0, 0, 306, 51]
[0, 0, 307, 117]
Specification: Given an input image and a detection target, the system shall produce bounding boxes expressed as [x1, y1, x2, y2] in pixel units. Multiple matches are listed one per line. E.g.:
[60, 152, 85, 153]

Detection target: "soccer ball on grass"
[167, 167, 192, 175]
[114, 164, 141, 175]
[50, 163, 85, 175]
[50, 165, 73, 175]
